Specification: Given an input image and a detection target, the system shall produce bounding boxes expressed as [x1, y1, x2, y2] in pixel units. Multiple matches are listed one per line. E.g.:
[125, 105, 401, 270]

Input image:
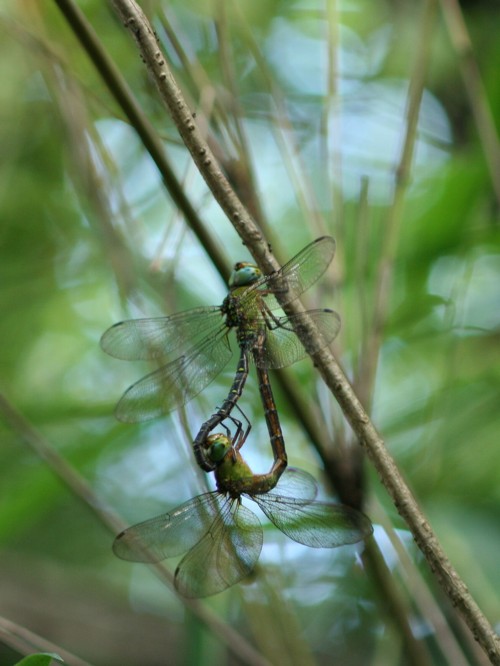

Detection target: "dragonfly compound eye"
[206, 434, 232, 462]
[229, 262, 262, 288]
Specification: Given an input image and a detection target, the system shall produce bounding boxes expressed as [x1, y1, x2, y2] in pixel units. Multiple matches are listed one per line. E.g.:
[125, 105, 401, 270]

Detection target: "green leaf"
[14, 653, 65, 666]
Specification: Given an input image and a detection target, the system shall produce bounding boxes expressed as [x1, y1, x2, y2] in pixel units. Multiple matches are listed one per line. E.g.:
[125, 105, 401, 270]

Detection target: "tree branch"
[0, 615, 93, 666]
[110, 0, 276, 269]
[53, 0, 229, 280]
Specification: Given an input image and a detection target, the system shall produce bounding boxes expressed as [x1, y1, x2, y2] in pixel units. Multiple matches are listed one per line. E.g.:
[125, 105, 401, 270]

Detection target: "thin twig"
[232, 0, 327, 241]
[349, 5, 473, 661]
[358, 0, 439, 410]
[439, 0, 500, 208]
[360, 543, 434, 666]
[157, 6, 267, 230]
[53, 0, 229, 280]
[213, 3, 268, 231]
[349, 5, 455, 660]
[109, 0, 271, 260]
[0, 392, 271, 666]
[372, 501, 481, 666]
[107, 2, 500, 662]
[324, 0, 345, 246]
[0, 615, 94, 666]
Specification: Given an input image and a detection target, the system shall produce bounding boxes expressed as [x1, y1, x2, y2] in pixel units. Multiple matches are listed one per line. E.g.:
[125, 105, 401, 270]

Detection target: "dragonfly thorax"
[221, 290, 266, 345]
[214, 446, 253, 496]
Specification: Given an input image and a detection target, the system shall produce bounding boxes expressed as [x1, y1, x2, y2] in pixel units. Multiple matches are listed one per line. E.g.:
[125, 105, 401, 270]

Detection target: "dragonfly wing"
[112, 492, 224, 563]
[255, 309, 341, 368]
[114, 332, 233, 421]
[175, 501, 263, 598]
[263, 467, 318, 502]
[241, 236, 336, 311]
[253, 493, 373, 548]
[100, 307, 224, 360]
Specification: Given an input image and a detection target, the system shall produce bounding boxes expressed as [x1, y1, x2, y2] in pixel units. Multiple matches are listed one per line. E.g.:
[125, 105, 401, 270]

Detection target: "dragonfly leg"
[261, 302, 283, 330]
[219, 411, 248, 462]
[260, 301, 297, 334]
[231, 404, 252, 451]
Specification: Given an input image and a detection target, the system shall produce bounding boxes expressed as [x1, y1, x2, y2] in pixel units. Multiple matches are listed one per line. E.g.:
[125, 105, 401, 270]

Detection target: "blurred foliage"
[13, 655, 65, 666]
[0, 0, 499, 665]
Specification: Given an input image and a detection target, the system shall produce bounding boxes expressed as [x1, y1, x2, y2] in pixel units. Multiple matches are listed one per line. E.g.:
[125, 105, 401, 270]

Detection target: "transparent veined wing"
[100, 306, 225, 361]
[255, 467, 319, 502]
[175, 500, 263, 598]
[113, 492, 226, 563]
[254, 309, 341, 369]
[240, 236, 336, 312]
[114, 331, 234, 422]
[252, 492, 373, 548]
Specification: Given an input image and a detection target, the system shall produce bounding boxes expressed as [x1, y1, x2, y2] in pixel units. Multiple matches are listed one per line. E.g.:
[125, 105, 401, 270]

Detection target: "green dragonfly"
[192, 323, 290, 473]
[101, 237, 341, 440]
[193, 323, 290, 477]
[113, 431, 373, 598]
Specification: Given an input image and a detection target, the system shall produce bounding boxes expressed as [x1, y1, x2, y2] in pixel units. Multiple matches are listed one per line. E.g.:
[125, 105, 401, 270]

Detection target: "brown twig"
[439, 0, 500, 208]
[353, 3, 489, 662]
[0, 615, 94, 666]
[107, 2, 500, 662]
[53, 0, 229, 280]
[357, 0, 439, 410]
[0, 392, 271, 666]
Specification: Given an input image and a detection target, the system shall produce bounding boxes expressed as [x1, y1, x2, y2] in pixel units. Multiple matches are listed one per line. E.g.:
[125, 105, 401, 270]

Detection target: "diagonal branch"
[440, 0, 500, 208]
[53, 0, 229, 279]
[0, 392, 271, 666]
[0, 615, 94, 666]
[109, 0, 278, 270]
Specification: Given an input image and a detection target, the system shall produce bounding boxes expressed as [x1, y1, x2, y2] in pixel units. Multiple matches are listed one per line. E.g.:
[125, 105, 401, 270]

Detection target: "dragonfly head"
[206, 433, 232, 463]
[228, 262, 262, 288]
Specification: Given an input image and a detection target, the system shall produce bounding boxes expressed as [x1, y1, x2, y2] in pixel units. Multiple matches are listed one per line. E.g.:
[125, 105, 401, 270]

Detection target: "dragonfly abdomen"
[192, 348, 250, 470]
[255, 362, 288, 482]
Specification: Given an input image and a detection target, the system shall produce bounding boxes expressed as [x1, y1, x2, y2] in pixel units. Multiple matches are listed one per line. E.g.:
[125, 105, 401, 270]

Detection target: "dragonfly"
[100, 237, 341, 440]
[113, 431, 373, 598]
[193, 325, 289, 476]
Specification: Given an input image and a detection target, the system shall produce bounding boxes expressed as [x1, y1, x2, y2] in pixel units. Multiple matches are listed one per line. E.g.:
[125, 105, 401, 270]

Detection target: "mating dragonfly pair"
[101, 237, 372, 597]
